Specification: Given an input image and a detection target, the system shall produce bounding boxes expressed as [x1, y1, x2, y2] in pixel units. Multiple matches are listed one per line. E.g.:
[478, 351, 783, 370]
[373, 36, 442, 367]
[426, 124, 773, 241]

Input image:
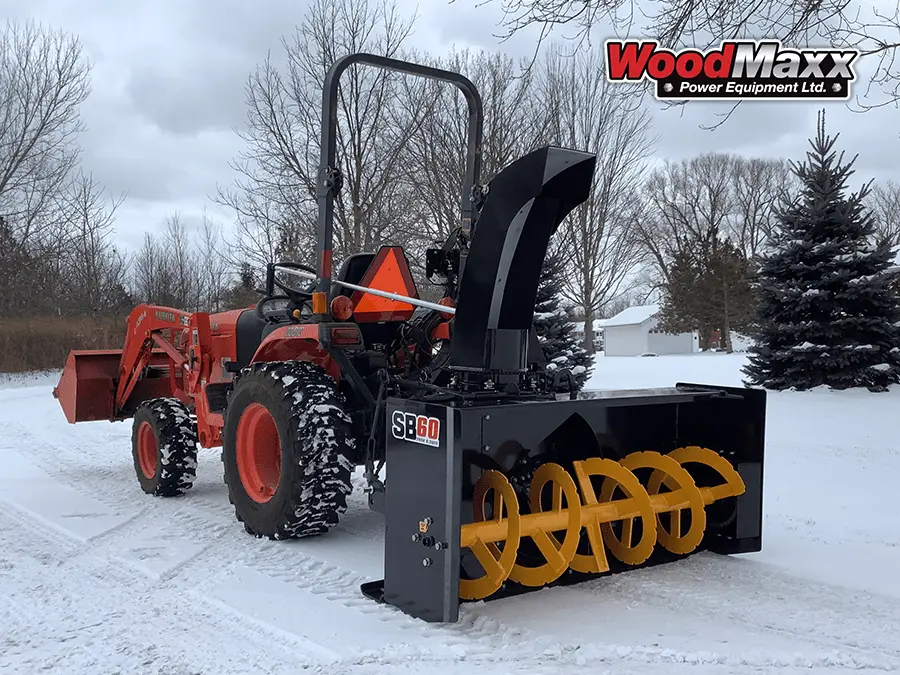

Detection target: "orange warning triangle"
[350, 247, 418, 322]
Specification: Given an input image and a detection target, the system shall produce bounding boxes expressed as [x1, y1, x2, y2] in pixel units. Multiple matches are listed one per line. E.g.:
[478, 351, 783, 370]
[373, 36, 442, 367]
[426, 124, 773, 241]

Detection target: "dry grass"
[0, 315, 127, 373]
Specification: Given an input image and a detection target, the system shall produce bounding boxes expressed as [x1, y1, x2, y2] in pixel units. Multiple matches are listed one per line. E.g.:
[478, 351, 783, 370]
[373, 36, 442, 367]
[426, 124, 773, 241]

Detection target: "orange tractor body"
[54, 245, 430, 453]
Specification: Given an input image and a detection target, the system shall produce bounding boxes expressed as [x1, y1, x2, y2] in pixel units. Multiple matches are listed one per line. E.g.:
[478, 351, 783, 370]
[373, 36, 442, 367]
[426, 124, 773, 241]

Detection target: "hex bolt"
[411, 533, 421, 542]
[434, 542, 446, 551]
[484, 415, 491, 420]
[422, 558, 433, 567]
[423, 517, 434, 527]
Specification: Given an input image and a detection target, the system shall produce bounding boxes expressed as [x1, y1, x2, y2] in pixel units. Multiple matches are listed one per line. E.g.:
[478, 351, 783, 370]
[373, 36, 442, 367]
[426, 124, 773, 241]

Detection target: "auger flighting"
[459, 447, 747, 600]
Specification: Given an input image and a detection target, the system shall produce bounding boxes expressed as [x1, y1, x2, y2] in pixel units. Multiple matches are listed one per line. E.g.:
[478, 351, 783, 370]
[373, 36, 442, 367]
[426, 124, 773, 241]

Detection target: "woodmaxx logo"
[605, 40, 859, 101]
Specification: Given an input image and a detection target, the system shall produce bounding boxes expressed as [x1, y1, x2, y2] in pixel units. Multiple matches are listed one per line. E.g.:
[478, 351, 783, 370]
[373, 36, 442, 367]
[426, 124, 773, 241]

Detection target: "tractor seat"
[331, 252, 376, 299]
[234, 308, 269, 369]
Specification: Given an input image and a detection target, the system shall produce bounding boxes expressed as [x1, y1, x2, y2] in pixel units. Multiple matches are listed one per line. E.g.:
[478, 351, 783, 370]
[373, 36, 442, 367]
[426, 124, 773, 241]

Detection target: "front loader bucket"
[53, 350, 123, 423]
[53, 348, 173, 423]
[363, 382, 765, 622]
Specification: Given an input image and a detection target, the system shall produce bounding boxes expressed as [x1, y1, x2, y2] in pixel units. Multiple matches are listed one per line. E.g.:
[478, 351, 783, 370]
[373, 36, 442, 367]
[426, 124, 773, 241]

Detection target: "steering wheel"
[271, 262, 318, 297]
[255, 262, 319, 322]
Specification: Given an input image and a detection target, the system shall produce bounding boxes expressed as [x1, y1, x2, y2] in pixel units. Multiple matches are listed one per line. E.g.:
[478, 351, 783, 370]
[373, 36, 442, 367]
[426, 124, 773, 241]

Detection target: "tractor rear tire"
[222, 361, 355, 540]
[131, 398, 199, 497]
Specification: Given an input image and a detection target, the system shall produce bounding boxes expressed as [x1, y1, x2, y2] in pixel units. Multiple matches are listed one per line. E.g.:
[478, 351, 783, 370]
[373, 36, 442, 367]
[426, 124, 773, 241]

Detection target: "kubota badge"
[391, 411, 440, 447]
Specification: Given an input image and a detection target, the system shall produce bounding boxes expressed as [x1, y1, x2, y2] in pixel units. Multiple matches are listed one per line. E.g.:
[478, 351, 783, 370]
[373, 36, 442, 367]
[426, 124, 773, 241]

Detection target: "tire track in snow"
[567, 553, 900, 667]
[142, 502, 546, 661]
[1, 417, 545, 661]
[2, 419, 385, 581]
[0, 508, 338, 674]
[3, 418, 384, 545]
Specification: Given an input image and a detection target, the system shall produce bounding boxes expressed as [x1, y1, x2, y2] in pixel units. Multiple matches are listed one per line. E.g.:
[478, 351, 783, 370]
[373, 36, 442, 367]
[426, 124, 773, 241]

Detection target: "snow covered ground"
[1, 353, 899, 674]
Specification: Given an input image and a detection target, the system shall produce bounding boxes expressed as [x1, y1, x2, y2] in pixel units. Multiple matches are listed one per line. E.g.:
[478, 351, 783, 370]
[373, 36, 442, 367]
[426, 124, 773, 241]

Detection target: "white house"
[600, 304, 699, 356]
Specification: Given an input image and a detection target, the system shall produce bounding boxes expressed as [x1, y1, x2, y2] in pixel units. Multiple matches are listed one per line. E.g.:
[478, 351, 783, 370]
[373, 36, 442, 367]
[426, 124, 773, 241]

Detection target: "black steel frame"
[314, 53, 484, 303]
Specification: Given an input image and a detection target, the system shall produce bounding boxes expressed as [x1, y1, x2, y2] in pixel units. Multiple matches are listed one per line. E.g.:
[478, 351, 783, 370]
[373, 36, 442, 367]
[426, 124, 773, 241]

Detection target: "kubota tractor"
[53, 53, 765, 623]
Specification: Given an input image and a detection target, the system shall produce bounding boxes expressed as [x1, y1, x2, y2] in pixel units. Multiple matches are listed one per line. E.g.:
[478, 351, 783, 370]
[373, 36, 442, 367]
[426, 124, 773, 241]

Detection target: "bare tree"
[489, 0, 855, 48]
[870, 178, 900, 246]
[195, 209, 231, 312]
[56, 171, 129, 314]
[130, 212, 236, 312]
[637, 154, 759, 289]
[0, 20, 90, 238]
[539, 44, 656, 351]
[728, 157, 796, 258]
[217, 0, 429, 276]
[130, 214, 192, 309]
[164, 213, 202, 310]
[0, 19, 91, 314]
[635, 152, 797, 347]
[397, 47, 546, 274]
[636, 153, 797, 269]
[131, 232, 170, 307]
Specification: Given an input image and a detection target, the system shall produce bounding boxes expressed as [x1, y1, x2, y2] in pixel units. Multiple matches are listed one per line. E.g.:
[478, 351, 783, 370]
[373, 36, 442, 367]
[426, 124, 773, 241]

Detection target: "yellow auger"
[459, 447, 746, 600]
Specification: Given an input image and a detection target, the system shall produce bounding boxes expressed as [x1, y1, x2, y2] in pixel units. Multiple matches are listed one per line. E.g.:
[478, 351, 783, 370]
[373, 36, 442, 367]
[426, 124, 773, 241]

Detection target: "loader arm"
[114, 304, 197, 413]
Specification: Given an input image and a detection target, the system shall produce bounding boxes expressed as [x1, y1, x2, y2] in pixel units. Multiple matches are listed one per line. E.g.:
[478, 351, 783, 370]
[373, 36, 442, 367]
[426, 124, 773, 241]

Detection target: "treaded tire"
[131, 397, 199, 497]
[222, 361, 355, 540]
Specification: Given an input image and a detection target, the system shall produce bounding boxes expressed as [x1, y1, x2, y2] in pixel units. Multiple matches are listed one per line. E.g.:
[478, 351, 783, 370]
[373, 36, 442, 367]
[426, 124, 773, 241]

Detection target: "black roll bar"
[314, 53, 484, 300]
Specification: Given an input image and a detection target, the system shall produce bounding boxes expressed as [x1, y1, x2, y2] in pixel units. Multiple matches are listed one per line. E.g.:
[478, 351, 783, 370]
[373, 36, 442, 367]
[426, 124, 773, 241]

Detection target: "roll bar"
[314, 53, 484, 300]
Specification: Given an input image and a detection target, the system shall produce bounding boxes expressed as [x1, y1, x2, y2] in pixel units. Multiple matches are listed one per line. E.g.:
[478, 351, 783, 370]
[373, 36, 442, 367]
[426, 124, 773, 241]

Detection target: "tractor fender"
[249, 323, 360, 382]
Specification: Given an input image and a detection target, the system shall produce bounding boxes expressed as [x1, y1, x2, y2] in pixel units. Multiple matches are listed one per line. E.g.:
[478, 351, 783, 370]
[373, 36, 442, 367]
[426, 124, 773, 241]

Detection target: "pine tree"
[743, 111, 900, 392]
[226, 262, 261, 309]
[660, 237, 757, 351]
[533, 250, 594, 391]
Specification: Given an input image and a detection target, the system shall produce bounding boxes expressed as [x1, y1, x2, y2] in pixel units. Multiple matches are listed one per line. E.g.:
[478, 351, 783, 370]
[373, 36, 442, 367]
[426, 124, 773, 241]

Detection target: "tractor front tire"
[132, 398, 199, 496]
[222, 361, 355, 540]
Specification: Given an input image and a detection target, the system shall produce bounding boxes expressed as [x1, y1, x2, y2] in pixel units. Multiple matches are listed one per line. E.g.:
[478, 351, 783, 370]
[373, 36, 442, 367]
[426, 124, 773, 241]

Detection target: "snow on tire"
[222, 360, 355, 540]
[131, 397, 199, 497]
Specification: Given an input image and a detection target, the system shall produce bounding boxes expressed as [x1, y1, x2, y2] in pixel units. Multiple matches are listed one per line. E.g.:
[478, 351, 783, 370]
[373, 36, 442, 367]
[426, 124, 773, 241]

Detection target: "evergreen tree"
[660, 237, 757, 351]
[533, 250, 594, 391]
[743, 112, 900, 392]
[225, 262, 261, 309]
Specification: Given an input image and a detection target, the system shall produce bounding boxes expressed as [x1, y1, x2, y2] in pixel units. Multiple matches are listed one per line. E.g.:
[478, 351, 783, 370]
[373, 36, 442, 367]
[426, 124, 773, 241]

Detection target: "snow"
[2, 356, 900, 674]
[600, 304, 660, 327]
[730, 333, 752, 352]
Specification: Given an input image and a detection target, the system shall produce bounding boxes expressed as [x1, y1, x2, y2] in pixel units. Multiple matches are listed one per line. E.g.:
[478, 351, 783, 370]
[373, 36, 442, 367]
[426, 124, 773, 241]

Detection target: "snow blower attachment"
[52, 52, 765, 624]
[371, 389, 764, 622]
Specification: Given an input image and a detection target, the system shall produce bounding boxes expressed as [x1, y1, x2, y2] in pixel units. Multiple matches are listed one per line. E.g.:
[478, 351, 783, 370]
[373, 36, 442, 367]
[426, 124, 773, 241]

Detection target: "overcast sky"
[4, 0, 899, 252]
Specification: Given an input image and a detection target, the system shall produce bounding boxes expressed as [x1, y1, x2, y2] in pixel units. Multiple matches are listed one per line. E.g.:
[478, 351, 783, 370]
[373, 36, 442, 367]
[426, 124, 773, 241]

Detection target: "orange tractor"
[54, 53, 766, 623]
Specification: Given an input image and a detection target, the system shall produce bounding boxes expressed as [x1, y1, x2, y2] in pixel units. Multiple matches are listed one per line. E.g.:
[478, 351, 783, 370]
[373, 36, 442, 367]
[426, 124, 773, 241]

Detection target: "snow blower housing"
[52, 53, 765, 623]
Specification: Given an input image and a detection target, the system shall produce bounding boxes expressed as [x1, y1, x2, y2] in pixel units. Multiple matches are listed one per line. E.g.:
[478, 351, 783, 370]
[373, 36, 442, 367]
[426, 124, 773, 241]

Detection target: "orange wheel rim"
[137, 421, 157, 479]
[236, 403, 282, 503]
